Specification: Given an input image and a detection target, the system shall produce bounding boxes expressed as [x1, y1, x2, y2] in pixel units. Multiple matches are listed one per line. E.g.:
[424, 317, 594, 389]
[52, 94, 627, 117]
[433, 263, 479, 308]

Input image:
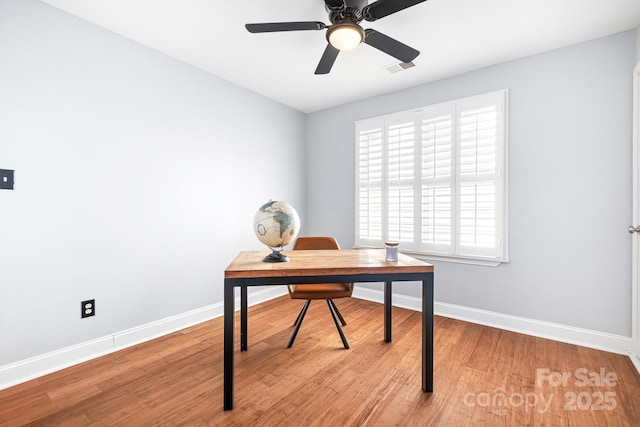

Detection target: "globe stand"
[263, 247, 289, 263]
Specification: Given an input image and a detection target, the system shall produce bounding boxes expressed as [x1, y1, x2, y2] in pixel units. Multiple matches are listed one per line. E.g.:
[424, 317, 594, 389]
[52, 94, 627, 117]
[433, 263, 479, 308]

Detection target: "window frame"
[354, 89, 509, 266]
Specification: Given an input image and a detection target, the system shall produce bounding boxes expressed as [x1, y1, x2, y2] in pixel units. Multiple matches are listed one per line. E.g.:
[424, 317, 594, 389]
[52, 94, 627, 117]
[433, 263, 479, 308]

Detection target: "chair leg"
[292, 301, 307, 326]
[326, 300, 350, 349]
[328, 299, 347, 326]
[287, 300, 311, 348]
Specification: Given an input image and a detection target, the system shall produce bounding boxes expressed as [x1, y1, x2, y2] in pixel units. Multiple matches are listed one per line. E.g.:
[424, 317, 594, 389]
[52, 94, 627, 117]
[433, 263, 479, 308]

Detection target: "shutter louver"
[422, 186, 451, 246]
[459, 183, 496, 248]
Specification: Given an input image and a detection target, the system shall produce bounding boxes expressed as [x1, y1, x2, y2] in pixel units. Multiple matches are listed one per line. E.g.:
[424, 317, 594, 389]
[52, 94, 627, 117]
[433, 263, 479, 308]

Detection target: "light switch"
[0, 169, 14, 190]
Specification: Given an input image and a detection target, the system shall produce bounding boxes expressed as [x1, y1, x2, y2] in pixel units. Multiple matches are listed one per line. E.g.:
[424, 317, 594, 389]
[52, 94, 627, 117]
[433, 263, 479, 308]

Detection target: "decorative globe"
[253, 200, 300, 262]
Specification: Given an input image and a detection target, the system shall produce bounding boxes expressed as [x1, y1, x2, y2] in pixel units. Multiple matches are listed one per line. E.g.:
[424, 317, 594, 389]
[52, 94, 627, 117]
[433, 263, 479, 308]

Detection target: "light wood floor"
[2, 296, 640, 426]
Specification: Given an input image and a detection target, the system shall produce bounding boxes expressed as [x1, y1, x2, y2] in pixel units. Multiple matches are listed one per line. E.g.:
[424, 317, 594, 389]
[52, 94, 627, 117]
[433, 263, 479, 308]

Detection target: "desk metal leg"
[384, 281, 392, 342]
[422, 273, 434, 392]
[223, 280, 235, 411]
[241, 285, 248, 352]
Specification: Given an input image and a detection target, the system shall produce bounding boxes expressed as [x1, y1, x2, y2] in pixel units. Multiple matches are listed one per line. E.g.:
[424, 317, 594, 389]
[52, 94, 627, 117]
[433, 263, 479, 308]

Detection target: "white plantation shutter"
[421, 108, 454, 254]
[456, 95, 504, 258]
[356, 90, 508, 263]
[357, 122, 384, 243]
[387, 119, 415, 243]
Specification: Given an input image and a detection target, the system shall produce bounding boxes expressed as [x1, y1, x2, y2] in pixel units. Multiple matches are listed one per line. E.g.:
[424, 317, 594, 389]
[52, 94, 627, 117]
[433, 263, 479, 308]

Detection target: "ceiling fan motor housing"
[326, 2, 366, 50]
[329, 7, 363, 25]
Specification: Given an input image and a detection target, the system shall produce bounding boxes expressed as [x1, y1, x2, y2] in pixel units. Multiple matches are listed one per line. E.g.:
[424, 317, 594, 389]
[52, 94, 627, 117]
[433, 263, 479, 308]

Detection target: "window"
[356, 90, 508, 264]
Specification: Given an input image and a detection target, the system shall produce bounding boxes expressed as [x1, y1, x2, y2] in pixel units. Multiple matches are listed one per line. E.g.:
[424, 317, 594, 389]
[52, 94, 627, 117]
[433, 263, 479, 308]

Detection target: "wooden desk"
[223, 249, 434, 411]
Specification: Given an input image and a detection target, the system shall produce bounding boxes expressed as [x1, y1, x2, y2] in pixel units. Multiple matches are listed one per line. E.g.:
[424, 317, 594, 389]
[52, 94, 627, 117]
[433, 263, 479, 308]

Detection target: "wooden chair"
[286, 236, 354, 349]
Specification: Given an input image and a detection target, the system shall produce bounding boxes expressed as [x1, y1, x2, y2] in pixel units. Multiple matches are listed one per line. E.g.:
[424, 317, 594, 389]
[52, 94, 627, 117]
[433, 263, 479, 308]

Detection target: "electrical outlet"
[0, 169, 14, 190]
[81, 299, 95, 318]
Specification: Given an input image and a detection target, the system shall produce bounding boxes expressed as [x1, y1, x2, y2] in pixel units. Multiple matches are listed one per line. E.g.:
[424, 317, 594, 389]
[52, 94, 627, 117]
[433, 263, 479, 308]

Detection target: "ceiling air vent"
[386, 61, 415, 73]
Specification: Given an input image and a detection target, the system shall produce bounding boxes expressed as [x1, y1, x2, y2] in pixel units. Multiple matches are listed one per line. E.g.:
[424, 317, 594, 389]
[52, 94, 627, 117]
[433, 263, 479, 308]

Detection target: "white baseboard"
[0, 287, 287, 391]
[1, 285, 634, 390]
[353, 287, 633, 356]
[630, 354, 640, 375]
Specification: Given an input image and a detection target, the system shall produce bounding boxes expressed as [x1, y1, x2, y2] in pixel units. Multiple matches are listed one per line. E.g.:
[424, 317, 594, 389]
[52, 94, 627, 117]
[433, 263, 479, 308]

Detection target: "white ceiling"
[39, 0, 640, 113]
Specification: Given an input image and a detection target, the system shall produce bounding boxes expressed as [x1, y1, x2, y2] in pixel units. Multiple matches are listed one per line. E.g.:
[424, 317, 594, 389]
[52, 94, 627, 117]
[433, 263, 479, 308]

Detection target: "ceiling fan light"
[327, 23, 364, 51]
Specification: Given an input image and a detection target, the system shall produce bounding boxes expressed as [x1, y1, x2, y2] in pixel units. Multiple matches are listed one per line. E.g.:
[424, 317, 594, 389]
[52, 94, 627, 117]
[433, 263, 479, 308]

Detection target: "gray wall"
[305, 31, 636, 337]
[0, 0, 306, 365]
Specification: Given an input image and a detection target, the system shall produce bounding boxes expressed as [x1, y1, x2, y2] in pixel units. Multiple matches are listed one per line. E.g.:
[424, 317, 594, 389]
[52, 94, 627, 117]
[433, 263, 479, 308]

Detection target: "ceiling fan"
[245, 0, 427, 75]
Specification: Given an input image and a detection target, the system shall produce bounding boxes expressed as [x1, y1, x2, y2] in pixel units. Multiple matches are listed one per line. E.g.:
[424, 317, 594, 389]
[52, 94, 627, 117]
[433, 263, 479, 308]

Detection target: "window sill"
[354, 245, 508, 267]
[404, 251, 508, 267]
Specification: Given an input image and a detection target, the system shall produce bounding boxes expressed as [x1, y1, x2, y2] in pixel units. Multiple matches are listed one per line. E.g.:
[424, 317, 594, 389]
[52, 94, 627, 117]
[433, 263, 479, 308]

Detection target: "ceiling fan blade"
[245, 22, 327, 33]
[364, 29, 419, 63]
[315, 44, 340, 75]
[363, 0, 427, 22]
[324, 0, 345, 10]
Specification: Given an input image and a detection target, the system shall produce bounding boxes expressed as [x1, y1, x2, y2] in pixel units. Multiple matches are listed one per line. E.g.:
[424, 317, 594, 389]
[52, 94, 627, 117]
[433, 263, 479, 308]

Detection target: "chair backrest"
[293, 236, 340, 251]
[288, 236, 353, 299]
